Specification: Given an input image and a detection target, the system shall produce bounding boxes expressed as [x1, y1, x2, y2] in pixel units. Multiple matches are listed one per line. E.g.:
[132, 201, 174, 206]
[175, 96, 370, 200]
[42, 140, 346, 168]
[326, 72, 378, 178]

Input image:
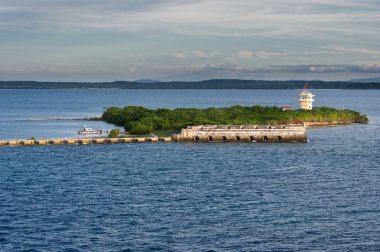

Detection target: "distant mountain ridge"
[0, 79, 379, 89]
[133, 79, 161, 83]
[348, 77, 380, 83]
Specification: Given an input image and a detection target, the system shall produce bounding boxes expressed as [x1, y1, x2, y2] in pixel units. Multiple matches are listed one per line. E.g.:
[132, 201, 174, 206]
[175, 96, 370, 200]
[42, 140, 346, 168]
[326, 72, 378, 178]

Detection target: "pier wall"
[0, 124, 307, 146]
[0, 137, 172, 147]
[173, 125, 307, 142]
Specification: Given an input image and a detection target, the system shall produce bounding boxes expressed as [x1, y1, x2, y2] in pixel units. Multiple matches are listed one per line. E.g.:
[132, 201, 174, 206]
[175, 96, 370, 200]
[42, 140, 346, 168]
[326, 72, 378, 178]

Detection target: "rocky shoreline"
[304, 121, 365, 127]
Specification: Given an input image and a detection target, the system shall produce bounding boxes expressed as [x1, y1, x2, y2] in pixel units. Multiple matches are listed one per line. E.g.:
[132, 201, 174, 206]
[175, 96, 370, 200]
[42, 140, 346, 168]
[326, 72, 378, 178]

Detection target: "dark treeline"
[102, 105, 368, 135]
[0, 80, 379, 89]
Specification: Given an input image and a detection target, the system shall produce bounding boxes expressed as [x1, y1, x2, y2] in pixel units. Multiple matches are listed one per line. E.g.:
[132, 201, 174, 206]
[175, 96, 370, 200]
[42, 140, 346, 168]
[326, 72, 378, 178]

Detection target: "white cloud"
[170, 51, 224, 60]
[1, 0, 380, 39]
[237, 50, 288, 59]
[193, 50, 207, 58]
[171, 52, 188, 59]
[237, 51, 255, 59]
[129, 67, 138, 73]
[330, 47, 380, 55]
[270, 64, 380, 73]
[193, 51, 223, 58]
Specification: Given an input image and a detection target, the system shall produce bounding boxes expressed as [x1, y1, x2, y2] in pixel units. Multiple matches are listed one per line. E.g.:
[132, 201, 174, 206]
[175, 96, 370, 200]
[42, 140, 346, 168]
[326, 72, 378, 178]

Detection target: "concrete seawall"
[0, 137, 172, 147]
[0, 124, 308, 147]
[173, 124, 307, 143]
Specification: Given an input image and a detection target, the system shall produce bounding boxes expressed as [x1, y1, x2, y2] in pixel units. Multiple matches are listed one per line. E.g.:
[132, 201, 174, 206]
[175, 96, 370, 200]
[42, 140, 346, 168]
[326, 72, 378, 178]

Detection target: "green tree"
[108, 128, 120, 138]
[129, 122, 153, 135]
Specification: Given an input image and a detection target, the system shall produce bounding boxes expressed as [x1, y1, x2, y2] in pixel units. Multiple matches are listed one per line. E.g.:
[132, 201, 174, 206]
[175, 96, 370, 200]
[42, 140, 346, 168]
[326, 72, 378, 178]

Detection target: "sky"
[1, 0, 380, 81]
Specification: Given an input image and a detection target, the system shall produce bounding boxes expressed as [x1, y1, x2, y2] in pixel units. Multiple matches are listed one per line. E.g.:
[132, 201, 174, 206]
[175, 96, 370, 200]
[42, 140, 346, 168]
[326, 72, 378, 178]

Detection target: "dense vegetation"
[0, 80, 379, 89]
[108, 128, 120, 138]
[101, 105, 368, 135]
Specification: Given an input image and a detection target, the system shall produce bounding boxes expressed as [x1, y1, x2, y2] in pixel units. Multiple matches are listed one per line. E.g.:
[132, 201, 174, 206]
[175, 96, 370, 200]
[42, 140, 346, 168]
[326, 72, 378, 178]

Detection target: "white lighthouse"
[299, 83, 315, 110]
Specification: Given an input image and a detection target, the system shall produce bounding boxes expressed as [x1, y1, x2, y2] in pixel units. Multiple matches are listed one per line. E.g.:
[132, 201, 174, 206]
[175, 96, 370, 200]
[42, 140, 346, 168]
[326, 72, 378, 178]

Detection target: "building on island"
[299, 83, 315, 110]
[281, 106, 293, 111]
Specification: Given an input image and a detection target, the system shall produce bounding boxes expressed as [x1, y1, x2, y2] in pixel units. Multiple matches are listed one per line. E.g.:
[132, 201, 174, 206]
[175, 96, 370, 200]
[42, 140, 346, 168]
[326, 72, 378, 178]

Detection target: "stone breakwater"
[0, 137, 172, 146]
[0, 123, 308, 146]
[173, 124, 307, 143]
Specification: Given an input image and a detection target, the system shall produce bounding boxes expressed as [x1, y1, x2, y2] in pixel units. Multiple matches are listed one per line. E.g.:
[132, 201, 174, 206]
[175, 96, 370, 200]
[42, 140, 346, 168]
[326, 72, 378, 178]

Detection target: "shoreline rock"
[304, 121, 366, 127]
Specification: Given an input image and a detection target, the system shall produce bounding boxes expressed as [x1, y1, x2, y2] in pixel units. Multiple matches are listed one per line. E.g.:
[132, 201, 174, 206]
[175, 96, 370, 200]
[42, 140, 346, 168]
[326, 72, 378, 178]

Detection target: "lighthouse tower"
[299, 83, 315, 110]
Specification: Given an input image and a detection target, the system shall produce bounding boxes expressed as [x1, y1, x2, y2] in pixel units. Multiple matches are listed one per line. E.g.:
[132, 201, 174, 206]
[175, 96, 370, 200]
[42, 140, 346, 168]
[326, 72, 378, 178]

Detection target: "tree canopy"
[101, 105, 368, 135]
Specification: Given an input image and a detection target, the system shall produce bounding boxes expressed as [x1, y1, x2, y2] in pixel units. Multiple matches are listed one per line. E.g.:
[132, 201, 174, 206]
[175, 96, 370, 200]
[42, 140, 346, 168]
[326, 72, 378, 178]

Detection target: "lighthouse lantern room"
[299, 83, 315, 110]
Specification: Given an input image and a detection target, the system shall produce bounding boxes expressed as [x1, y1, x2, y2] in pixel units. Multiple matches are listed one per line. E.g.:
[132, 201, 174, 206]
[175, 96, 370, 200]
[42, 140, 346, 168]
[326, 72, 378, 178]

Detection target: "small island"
[0, 87, 369, 146]
[101, 105, 368, 136]
[101, 86, 368, 140]
[0, 105, 369, 146]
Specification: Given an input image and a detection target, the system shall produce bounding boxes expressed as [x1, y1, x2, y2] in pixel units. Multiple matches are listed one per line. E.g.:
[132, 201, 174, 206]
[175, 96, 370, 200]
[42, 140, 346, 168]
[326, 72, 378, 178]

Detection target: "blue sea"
[0, 89, 379, 251]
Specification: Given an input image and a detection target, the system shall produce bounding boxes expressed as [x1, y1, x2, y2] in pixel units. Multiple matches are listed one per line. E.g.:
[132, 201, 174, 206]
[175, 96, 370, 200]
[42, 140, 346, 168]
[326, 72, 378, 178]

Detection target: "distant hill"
[0, 79, 379, 89]
[133, 79, 161, 83]
[349, 77, 380, 83]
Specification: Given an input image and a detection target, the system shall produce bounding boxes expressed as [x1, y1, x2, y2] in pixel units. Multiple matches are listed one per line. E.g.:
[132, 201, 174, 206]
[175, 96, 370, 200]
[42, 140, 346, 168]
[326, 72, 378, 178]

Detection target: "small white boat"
[77, 127, 109, 135]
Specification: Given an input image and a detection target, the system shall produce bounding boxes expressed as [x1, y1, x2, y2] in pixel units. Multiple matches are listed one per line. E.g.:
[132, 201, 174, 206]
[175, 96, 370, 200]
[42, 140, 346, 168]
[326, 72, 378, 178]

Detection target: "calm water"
[0, 89, 379, 251]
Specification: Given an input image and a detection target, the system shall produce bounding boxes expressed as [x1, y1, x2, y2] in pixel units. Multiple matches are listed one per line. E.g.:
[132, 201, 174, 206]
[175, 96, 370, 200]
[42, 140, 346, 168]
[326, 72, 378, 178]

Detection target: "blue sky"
[1, 0, 380, 81]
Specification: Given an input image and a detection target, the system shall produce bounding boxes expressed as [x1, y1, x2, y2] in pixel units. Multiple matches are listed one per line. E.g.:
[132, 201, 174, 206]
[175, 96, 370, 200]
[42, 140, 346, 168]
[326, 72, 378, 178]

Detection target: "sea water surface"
[0, 89, 379, 251]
